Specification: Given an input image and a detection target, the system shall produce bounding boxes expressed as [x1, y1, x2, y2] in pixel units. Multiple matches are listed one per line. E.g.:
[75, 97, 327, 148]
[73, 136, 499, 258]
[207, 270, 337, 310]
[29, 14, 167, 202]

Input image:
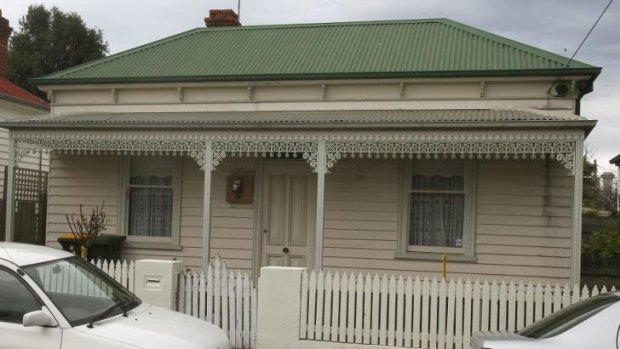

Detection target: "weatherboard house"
[0, 9, 49, 233]
[1, 13, 600, 285]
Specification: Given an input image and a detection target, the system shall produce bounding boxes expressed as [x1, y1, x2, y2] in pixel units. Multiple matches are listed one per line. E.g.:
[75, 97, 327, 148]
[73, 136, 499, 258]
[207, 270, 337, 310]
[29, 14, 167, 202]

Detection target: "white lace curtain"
[409, 172, 465, 247]
[128, 157, 173, 237]
[129, 188, 173, 237]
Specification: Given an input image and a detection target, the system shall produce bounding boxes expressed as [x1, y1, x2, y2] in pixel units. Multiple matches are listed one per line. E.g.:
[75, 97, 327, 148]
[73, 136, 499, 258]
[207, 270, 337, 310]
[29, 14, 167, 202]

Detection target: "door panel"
[289, 176, 308, 246]
[288, 255, 306, 268]
[266, 176, 287, 245]
[262, 162, 316, 268]
[266, 255, 284, 266]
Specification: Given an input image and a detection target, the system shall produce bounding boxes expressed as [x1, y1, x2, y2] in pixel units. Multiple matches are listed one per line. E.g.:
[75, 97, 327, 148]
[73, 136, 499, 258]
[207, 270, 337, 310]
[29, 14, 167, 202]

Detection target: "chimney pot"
[0, 8, 13, 78]
[205, 9, 241, 27]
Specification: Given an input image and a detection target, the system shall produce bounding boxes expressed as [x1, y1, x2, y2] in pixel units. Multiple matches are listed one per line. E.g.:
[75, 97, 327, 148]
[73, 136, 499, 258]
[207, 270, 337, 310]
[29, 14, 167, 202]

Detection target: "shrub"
[582, 216, 620, 269]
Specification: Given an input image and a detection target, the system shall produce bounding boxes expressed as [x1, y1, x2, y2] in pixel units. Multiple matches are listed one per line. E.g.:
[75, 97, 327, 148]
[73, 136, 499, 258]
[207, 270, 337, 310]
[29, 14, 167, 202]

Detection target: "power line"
[547, 0, 614, 94]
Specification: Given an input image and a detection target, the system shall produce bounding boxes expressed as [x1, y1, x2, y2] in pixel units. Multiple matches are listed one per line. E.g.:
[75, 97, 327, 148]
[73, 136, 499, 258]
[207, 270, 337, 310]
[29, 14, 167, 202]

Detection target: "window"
[400, 159, 475, 258]
[122, 156, 181, 245]
[0, 268, 41, 323]
[24, 257, 139, 327]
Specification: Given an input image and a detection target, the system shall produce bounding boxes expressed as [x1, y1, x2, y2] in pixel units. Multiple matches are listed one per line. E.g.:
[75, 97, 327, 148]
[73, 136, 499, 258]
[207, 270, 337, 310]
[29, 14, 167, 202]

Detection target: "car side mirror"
[23, 308, 58, 327]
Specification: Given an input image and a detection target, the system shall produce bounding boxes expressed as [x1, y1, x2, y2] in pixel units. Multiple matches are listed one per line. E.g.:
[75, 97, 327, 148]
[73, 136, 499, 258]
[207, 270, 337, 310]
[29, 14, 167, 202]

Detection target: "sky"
[2, 0, 618, 172]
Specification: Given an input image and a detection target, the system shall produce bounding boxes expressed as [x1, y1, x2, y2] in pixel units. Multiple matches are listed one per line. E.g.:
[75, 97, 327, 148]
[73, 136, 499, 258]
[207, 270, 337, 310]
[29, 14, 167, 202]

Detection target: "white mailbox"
[134, 259, 185, 309]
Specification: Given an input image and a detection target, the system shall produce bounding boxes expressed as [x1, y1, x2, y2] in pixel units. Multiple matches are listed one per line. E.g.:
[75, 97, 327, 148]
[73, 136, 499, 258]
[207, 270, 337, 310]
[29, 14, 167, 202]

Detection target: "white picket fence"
[177, 258, 257, 349]
[93, 259, 136, 292]
[300, 271, 616, 349]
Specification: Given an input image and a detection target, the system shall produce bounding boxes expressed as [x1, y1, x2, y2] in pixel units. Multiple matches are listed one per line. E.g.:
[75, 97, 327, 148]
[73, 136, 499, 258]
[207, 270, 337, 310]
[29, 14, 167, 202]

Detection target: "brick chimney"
[204, 9, 241, 27]
[0, 9, 13, 78]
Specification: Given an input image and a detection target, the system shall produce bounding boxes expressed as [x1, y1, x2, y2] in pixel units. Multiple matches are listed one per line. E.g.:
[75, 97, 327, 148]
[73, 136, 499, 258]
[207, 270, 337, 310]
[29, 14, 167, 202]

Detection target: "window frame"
[396, 159, 477, 261]
[118, 156, 183, 249]
[0, 266, 44, 324]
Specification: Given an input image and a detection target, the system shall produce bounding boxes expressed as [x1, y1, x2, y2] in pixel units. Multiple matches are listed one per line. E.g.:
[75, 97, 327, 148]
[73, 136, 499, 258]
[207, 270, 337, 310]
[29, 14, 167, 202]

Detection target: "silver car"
[472, 292, 620, 349]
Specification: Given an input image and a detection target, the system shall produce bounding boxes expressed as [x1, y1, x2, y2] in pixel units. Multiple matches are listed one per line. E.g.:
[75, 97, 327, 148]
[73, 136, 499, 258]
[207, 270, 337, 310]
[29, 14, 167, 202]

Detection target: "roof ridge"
[196, 18, 447, 31]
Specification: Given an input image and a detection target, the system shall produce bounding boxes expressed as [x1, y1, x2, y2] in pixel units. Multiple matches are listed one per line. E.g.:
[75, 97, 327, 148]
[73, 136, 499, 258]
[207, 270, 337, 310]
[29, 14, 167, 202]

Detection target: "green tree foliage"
[582, 216, 620, 270]
[582, 154, 601, 209]
[8, 5, 108, 97]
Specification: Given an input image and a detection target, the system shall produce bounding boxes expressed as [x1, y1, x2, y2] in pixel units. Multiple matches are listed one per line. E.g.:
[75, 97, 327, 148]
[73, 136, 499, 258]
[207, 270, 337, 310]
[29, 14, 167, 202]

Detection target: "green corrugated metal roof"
[34, 18, 600, 85]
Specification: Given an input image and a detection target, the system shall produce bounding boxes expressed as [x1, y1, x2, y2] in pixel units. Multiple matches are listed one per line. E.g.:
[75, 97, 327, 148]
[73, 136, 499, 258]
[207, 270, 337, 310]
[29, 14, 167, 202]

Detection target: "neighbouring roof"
[0, 78, 49, 110]
[610, 154, 620, 166]
[2, 109, 595, 132]
[32, 19, 600, 86]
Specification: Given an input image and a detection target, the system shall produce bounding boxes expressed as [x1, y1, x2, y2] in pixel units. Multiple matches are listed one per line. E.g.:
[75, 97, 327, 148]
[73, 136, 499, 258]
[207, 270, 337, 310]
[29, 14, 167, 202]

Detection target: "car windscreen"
[518, 293, 619, 339]
[23, 256, 140, 327]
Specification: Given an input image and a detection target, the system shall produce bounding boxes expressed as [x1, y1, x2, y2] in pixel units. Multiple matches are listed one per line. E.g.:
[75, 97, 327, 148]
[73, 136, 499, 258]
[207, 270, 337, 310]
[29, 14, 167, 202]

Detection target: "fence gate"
[13, 168, 48, 245]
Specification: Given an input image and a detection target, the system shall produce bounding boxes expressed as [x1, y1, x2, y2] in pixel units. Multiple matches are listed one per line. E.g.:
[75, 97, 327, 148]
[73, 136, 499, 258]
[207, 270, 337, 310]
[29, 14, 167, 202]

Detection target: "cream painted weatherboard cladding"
[323, 159, 572, 283]
[46, 155, 256, 271]
[46, 78, 580, 115]
[46, 153, 573, 283]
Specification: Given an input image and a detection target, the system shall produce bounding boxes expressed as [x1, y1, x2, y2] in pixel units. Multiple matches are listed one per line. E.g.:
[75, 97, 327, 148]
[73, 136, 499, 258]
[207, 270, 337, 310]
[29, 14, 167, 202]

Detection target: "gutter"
[30, 68, 603, 87]
[0, 120, 597, 135]
[0, 93, 50, 112]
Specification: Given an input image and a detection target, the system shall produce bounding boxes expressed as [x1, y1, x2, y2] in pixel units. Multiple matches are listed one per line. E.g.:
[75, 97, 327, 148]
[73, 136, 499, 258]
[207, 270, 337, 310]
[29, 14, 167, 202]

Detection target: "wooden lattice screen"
[13, 168, 48, 245]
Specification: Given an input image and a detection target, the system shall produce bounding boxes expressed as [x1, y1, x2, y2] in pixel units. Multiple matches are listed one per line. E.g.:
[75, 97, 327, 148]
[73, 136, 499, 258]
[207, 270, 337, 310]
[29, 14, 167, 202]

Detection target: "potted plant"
[65, 202, 109, 259]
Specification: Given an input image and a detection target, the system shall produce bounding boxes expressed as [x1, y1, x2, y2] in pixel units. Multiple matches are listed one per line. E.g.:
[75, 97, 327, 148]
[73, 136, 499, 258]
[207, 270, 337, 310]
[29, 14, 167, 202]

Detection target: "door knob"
[282, 247, 289, 253]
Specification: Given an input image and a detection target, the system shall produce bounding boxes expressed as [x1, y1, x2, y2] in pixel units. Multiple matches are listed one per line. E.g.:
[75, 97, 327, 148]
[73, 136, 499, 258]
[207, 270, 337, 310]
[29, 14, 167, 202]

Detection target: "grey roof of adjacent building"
[610, 154, 620, 165]
[1, 109, 595, 132]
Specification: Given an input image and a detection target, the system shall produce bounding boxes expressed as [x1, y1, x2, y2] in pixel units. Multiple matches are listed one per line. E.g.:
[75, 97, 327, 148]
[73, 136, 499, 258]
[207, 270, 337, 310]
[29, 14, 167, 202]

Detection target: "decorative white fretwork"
[13, 134, 209, 168]
[326, 137, 579, 174]
[11, 131, 582, 174]
[212, 141, 318, 171]
[11, 133, 321, 172]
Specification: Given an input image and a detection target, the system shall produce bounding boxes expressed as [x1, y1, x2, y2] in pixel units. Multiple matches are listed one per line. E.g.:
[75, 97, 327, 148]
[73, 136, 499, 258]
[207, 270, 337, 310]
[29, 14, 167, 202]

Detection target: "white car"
[471, 291, 620, 349]
[0, 242, 231, 349]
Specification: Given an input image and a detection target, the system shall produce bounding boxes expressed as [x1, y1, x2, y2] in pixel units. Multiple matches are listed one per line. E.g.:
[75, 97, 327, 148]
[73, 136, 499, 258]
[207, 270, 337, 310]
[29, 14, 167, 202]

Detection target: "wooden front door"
[262, 161, 315, 268]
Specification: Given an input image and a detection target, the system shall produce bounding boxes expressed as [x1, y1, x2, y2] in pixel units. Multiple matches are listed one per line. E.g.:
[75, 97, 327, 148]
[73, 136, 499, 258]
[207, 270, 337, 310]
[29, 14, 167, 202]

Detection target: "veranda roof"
[4, 109, 590, 174]
[0, 109, 595, 133]
[32, 19, 600, 86]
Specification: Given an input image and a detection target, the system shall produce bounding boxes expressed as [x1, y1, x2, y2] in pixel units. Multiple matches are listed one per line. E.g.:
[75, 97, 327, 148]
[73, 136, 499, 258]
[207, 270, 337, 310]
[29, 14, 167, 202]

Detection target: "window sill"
[123, 241, 183, 251]
[394, 251, 477, 263]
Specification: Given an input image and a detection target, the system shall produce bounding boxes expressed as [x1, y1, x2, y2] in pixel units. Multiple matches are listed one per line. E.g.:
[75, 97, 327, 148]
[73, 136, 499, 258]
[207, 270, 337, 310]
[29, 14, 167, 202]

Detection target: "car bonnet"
[78, 303, 230, 349]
